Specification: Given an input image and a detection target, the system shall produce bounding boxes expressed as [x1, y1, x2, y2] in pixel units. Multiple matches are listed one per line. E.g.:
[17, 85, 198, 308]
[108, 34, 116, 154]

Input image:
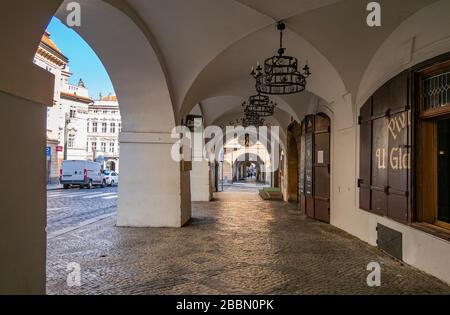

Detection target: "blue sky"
[46, 17, 115, 99]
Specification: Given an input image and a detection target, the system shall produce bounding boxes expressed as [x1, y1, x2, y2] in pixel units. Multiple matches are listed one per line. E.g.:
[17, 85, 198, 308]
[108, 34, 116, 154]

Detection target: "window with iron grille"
[422, 71, 450, 111]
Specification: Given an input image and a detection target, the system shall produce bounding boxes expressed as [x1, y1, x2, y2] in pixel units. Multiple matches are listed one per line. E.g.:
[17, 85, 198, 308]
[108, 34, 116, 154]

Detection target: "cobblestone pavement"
[221, 180, 268, 192]
[47, 187, 117, 237]
[47, 185, 450, 295]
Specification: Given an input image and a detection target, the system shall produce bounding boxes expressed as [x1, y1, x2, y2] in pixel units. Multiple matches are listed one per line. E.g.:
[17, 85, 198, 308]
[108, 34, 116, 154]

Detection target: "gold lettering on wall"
[376, 148, 386, 169]
[389, 147, 410, 170]
[375, 111, 411, 170]
[388, 112, 410, 140]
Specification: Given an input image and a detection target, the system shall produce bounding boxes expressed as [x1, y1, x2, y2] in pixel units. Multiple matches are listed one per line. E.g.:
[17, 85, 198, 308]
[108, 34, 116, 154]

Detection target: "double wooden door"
[300, 114, 331, 223]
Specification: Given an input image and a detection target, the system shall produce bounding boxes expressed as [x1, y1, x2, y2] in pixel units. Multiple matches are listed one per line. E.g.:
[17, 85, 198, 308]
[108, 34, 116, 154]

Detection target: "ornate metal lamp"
[242, 93, 277, 117]
[251, 21, 311, 95]
[241, 112, 265, 128]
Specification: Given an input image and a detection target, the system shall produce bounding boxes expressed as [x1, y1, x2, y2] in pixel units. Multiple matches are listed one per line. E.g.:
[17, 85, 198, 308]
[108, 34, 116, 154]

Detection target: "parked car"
[103, 170, 119, 187]
[60, 160, 105, 189]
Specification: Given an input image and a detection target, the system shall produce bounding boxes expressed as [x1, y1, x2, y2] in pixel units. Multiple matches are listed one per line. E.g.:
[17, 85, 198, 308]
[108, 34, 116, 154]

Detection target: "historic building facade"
[86, 95, 121, 172]
[34, 31, 93, 183]
[34, 32, 121, 181]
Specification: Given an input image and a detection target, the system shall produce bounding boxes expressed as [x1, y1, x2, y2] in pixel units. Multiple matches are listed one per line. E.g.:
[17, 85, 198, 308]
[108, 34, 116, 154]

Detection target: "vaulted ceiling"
[57, 0, 441, 129]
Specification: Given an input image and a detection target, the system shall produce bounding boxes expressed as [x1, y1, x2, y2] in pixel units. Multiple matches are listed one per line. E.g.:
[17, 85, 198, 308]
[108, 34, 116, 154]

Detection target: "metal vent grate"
[376, 224, 403, 260]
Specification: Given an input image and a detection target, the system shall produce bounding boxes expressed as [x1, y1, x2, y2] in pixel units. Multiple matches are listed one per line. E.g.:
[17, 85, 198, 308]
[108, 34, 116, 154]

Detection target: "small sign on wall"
[317, 150, 324, 164]
[46, 146, 51, 161]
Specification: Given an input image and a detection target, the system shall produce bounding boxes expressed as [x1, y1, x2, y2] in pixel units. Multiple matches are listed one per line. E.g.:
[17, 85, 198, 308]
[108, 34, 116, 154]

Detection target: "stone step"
[259, 189, 283, 201]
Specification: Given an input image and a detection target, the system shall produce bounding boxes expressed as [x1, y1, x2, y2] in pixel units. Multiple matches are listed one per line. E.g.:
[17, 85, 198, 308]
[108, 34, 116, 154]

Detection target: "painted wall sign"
[359, 71, 410, 223]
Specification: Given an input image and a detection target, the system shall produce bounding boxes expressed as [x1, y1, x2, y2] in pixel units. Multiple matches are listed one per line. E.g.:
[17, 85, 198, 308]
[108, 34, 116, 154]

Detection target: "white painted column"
[117, 132, 191, 227]
[190, 161, 212, 201]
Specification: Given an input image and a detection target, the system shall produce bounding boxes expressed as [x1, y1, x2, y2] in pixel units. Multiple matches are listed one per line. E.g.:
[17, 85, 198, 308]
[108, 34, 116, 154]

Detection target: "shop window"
[416, 60, 450, 231]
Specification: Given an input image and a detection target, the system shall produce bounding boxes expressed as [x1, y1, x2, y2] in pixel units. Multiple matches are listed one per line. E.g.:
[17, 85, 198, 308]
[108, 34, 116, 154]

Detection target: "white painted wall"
[117, 132, 190, 227]
[190, 161, 212, 202]
[329, 1, 450, 285]
[0, 92, 48, 294]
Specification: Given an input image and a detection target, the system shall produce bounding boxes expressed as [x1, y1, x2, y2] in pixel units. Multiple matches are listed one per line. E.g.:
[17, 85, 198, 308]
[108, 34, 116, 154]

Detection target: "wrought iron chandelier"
[241, 111, 265, 127]
[251, 21, 311, 95]
[242, 92, 277, 117]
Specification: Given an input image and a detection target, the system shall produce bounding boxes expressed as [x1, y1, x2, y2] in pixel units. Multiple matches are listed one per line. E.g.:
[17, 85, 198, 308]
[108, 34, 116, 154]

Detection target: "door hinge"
[357, 178, 363, 188]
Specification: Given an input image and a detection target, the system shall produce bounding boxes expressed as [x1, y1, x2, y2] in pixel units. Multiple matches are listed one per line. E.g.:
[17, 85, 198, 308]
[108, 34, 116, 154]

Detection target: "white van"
[60, 160, 105, 189]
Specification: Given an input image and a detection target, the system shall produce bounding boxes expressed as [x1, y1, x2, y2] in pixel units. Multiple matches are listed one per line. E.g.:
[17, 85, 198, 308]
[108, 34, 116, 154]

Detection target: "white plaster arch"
[212, 111, 288, 152]
[189, 79, 300, 122]
[55, 0, 176, 132]
[357, 0, 450, 109]
[233, 151, 268, 165]
[179, 25, 347, 122]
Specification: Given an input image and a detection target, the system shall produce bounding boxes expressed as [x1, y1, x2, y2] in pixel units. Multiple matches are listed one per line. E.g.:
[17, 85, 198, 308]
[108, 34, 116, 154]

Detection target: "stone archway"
[0, 0, 187, 294]
[51, 0, 190, 228]
[232, 152, 268, 184]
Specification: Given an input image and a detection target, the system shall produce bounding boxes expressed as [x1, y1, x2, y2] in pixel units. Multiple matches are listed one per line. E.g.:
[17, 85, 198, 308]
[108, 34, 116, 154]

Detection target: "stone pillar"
[117, 132, 191, 227]
[190, 161, 212, 201]
[0, 91, 48, 294]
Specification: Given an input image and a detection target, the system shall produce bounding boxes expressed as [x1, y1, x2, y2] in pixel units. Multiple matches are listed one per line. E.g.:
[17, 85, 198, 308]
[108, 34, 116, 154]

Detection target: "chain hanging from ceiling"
[251, 21, 311, 95]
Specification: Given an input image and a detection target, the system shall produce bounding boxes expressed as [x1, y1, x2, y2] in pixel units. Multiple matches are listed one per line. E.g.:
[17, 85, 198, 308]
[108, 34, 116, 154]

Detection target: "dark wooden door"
[314, 114, 331, 223]
[299, 121, 306, 212]
[304, 116, 315, 219]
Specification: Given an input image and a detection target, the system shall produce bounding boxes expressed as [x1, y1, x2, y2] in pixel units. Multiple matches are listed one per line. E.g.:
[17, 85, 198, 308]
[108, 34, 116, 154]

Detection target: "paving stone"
[47, 187, 450, 295]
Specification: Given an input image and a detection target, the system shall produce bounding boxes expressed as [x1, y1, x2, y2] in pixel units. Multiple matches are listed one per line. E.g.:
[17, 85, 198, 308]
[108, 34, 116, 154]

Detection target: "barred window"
[422, 71, 450, 111]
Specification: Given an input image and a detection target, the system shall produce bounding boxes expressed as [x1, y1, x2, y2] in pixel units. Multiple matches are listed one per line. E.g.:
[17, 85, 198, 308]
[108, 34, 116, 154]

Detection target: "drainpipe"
[63, 112, 69, 160]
